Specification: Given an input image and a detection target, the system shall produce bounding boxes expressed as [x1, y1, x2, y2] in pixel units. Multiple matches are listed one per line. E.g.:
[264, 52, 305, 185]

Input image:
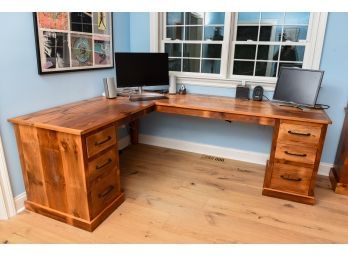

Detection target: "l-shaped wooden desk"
[9, 94, 332, 231]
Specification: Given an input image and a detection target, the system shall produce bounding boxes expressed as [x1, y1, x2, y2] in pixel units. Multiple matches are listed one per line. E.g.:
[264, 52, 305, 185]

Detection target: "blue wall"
[130, 12, 348, 164]
[1, 12, 348, 198]
[318, 13, 348, 162]
[0, 13, 130, 196]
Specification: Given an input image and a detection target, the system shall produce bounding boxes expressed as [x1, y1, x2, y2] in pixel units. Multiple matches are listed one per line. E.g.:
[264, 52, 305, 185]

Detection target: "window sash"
[160, 12, 232, 77]
[230, 12, 312, 78]
[157, 12, 327, 88]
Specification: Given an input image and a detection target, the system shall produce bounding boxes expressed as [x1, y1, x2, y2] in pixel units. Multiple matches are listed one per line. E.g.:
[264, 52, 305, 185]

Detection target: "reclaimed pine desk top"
[9, 94, 332, 135]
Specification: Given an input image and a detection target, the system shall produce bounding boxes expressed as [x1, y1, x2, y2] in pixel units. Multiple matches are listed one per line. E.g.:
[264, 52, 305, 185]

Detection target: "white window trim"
[150, 12, 328, 90]
[0, 133, 16, 219]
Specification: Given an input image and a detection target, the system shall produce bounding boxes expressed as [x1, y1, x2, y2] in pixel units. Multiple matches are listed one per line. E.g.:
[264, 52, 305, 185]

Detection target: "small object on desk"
[103, 77, 117, 99]
[169, 74, 177, 94]
[178, 85, 186, 95]
[252, 86, 264, 101]
[236, 85, 250, 100]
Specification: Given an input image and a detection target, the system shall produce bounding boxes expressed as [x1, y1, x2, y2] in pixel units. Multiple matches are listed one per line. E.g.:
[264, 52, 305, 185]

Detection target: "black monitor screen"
[115, 52, 169, 88]
[273, 67, 324, 107]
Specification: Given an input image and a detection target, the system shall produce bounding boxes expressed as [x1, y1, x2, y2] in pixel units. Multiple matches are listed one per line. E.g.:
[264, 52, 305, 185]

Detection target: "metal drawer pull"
[98, 185, 115, 198]
[288, 130, 311, 137]
[95, 136, 112, 146]
[96, 158, 112, 170]
[281, 174, 302, 182]
[284, 151, 307, 157]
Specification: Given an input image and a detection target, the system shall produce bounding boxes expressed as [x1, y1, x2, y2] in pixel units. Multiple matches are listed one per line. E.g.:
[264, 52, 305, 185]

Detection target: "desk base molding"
[25, 193, 125, 232]
[330, 168, 348, 196]
[262, 188, 315, 205]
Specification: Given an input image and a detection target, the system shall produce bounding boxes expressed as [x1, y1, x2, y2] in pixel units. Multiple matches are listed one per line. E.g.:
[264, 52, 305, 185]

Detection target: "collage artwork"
[35, 12, 113, 73]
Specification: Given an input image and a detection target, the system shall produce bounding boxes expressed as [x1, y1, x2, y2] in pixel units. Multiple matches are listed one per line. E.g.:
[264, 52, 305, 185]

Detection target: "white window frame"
[151, 12, 328, 90]
[0, 133, 16, 220]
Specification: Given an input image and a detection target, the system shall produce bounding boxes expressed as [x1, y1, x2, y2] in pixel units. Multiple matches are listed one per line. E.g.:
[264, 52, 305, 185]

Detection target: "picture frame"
[33, 12, 114, 74]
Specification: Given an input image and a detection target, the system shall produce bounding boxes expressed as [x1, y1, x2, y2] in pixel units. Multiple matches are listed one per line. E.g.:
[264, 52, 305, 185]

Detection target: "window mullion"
[220, 12, 232, 78]
[227, 12, 238, 79]
[253, 12, 262, 77]
[302, 12, 316, 68]
[275, 12, 285, 77]
[182, 12, 185, 72]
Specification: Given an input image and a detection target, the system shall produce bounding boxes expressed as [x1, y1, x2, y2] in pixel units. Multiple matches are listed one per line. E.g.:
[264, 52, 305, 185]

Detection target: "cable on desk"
[262, 95, 330, 110]
[262, 94, 271, 101]
[311, 104, 330, 110]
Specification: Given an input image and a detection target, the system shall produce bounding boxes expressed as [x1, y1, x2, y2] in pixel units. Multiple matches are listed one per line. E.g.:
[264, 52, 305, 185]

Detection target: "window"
[154, 12, 327, 87]
[162, 12, 227, 75]
[232, 12, 310, 78]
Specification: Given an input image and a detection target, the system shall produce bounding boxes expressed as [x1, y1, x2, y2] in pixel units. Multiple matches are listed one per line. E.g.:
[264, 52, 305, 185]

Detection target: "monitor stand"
[135, 86, 164, 96]
[129, 86, 167, 102]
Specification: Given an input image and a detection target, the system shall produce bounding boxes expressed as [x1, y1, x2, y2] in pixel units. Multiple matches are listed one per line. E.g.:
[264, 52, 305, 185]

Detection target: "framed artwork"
[33, 12, 114, 74]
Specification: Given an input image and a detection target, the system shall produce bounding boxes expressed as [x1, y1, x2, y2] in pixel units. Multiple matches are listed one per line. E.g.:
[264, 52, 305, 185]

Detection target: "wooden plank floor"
[1, 144, 348, 243]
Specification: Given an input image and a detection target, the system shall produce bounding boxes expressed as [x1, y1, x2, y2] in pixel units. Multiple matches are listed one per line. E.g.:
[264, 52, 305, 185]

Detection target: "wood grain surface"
[156, 94, 332, 124]
[9, 94, 331, 135]
[1, 144, 348, 243]
[9, 97, 156, 135]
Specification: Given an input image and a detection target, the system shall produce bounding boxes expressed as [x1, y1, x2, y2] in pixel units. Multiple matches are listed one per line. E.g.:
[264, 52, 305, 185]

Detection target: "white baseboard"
[138, 134, 333, 176]
[14, 192, 26, 214]
[140, 134, 268, 165]
[118, 135, 131, 150]
[318, 163, 333, 176]
[13, 134, 333, 213]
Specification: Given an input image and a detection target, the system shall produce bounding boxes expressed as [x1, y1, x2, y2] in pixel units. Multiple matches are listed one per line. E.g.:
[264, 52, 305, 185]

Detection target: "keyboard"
[129, 94, 168, 102]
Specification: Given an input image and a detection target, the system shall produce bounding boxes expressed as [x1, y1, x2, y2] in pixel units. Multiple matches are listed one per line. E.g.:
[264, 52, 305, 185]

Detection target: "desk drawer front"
[88, 148, 118, 183]
[90, 169, 120, 218]
[278, 122, 322, 146]
[270, 162, 312, 195]
[86, 126, 116, 158]
[275, 143, 317, 164]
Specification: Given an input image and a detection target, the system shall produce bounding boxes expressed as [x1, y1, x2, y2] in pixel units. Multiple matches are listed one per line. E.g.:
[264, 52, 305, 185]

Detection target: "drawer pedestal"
[13, 123, 125, 231]
[263, 120, 328, 205]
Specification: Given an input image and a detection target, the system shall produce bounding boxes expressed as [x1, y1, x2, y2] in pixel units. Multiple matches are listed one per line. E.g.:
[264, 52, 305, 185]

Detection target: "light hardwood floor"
[1, 144, 348, 243]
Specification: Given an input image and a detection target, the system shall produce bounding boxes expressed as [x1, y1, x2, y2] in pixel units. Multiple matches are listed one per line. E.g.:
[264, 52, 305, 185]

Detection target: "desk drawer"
[86, 126, 116, 158]
[90, 168, 120, 219]
[275, 143, 317, 165]
[88, 148, 118, 183]
[269, 162, 312, 195]
[278, 122, 322, 146]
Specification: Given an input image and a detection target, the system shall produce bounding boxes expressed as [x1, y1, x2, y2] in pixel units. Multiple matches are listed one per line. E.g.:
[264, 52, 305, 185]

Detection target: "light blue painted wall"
[318, 13, 348, 163]
[0, 12, 131, 196]
[130, 13, 150, 52]
[129, 12, 348, 164]
[2, 12, 348, 198]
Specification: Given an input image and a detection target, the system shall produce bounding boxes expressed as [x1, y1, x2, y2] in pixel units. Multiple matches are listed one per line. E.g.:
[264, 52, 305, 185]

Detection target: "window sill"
[175, 75, 277, 91]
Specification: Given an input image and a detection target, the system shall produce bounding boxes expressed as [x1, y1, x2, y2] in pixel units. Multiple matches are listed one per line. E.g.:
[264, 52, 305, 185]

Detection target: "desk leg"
[129, 119, 139, 144]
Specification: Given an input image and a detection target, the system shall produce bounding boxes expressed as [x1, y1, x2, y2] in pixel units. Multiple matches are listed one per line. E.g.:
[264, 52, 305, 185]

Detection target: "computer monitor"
[273, 67, 324, 107]
[114, 52, 169, 88]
